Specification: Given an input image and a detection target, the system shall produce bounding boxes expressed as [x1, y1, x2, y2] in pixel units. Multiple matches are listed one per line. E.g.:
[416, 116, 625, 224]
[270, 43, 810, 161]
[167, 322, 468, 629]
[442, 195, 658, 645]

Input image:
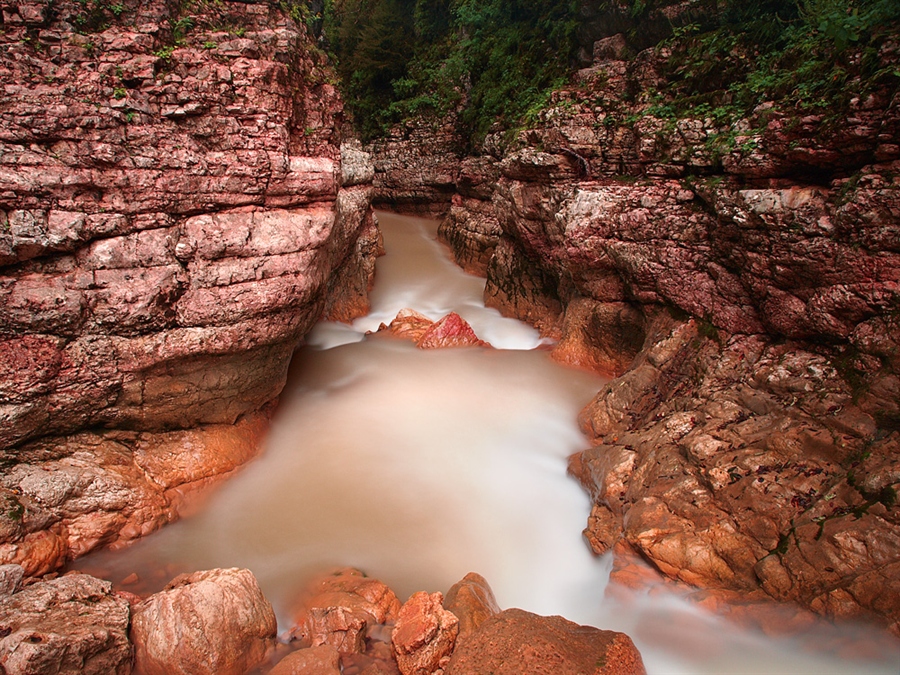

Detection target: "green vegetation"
[321, 0, 899, 144]
[323, 0, 579, 143]
[153, 45, 175, 61]
[4, 495, 23, 523]
[73, 0, 128, 33]
[646, 0, 900, 128]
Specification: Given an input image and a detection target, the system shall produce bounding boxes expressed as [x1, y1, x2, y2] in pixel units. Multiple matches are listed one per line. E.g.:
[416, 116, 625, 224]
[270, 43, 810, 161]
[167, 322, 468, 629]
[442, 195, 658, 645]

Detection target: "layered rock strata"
[431, 34, 900, 631]
[0, 1, 376, 574]
[368, 118, 462, 217]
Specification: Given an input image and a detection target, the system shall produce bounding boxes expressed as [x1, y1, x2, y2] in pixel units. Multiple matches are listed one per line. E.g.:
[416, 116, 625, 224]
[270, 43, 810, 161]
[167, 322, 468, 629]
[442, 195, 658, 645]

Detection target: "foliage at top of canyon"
[323, 0, 900, 145]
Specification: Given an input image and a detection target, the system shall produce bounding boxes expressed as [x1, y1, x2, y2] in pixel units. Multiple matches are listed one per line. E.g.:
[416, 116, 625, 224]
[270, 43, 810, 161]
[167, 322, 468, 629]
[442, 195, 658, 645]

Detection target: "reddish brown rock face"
[444, 608, 646, 675]
[0, 572, 132, 675]
[0, 1, 377, 572]
[369, 119, 462, 218]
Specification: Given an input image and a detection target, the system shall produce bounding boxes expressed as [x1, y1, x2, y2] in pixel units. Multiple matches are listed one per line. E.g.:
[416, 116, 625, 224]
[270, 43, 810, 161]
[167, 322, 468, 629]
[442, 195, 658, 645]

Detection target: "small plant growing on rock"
[5, 495, 24, 522]
[113, 86, 127, 99]
[154, 45, 175, 61]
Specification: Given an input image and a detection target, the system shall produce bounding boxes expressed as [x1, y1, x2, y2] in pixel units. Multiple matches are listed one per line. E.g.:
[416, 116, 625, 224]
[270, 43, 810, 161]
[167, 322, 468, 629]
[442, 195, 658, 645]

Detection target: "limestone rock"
[0, 564, 24, 596]
[551, 299, 645, 376]
[0, 573, 132, 675]
[131, 567, 276, 675]
[0, 410, 270, 576]
[444, 608, 645, 675]
[391, 591, 459, 675]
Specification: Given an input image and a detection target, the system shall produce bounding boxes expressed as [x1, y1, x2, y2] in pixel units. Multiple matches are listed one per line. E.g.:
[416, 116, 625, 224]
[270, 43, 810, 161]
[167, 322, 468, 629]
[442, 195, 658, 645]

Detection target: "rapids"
[75, 212, 899, 674]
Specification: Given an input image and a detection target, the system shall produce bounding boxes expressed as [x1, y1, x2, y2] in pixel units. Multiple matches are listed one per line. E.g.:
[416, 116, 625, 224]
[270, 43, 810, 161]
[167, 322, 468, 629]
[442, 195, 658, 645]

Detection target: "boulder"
[391, 591, 459, 675]
[131, 568, 276, 675]
[442, 573, 500, 643]
[0, 573, 132, 675]
[287, 567, 402, 649]
[444, 608, 645, 675]
[375, 309, 491, 349]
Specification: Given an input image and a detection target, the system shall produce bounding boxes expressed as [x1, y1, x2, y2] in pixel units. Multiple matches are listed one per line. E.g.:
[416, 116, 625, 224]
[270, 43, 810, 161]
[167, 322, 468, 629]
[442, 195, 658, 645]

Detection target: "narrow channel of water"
[75, 212, 899, 674]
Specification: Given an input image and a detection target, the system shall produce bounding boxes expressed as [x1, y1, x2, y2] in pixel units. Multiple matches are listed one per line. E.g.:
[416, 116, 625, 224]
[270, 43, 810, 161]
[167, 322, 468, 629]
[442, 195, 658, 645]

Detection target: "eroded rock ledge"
[0, 0, 378, 574]
[377, 31, 900, 633]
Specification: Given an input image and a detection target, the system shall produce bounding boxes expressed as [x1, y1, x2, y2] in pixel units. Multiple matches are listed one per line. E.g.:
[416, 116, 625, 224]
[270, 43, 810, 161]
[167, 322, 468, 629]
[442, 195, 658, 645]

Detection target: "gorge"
[1, 0, 899, 673]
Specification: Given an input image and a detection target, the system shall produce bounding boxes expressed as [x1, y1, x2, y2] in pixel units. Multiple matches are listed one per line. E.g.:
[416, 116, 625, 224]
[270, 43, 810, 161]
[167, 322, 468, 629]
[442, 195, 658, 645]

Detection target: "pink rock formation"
[444, 608, 646, 675]
[370, 118, 462, 218]
[416, 25, 900, 632]
[131, 567, 276, 675]
[0, 572, 132, 674]
[391, 591, 459, 675]
[0, 0, 377, 573]
[375, 309, 491, 349]
[442, 572, 501, 644]
[287, 567, 402, 650]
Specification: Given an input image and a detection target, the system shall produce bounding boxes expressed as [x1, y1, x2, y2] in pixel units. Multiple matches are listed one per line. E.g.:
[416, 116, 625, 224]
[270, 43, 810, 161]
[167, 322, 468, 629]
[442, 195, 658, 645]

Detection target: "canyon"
[373, 27, 900, 637]
[0, 0, 898, 673]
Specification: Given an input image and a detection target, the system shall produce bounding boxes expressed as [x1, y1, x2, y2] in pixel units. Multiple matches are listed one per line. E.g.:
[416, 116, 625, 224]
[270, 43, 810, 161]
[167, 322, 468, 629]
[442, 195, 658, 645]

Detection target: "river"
[75, 212, 899, 674]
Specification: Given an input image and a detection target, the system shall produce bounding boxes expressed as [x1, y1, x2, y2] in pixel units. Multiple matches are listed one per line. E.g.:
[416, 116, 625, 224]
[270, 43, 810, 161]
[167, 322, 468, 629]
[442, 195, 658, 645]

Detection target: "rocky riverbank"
[0, 563, 646, 675]
[0, 0, 378, 575]
[374, 26, 900, 635]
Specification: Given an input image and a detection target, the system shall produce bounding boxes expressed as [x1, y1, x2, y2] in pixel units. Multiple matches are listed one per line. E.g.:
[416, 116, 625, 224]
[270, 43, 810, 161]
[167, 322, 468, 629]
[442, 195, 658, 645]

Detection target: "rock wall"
[428, 36, 900, 631]
[368, 117, 462, 217]
[0, 1, 377, 574]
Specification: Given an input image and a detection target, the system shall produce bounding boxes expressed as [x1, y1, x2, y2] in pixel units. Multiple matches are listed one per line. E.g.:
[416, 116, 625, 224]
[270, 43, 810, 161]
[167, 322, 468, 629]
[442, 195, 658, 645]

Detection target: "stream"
[75, 212, 899, 674]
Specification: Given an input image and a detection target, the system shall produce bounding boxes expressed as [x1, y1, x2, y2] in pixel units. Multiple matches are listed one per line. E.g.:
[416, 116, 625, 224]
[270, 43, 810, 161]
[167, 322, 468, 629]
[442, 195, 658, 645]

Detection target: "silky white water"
[75, 212, 899, 674]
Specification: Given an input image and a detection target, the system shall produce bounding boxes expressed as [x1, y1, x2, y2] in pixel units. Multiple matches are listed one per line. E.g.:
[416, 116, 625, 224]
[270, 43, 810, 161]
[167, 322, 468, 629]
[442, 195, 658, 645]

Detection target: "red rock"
[444, 608, 645, 675]
[391, 591, 459, 675]
[131, 568, 276, 675]
[442, 572, 500, 643]
[375, 309, 491, 349]
[0, 0, 377, 575]
[269, 645, 342, 675]
[0, 573, 132, 675]
[287, 567, 401, 649]
[417, 312, 490, 349]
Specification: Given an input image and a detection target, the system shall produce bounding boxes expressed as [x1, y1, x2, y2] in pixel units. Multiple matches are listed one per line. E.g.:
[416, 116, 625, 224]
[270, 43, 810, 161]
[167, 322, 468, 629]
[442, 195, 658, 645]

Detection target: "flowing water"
[75, 212, 899, 674]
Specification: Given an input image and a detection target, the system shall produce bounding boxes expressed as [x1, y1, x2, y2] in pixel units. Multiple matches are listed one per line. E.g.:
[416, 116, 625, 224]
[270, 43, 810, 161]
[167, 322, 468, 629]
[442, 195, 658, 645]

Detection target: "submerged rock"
[130, 567, 276, 675]
[268, 644, 342, 675]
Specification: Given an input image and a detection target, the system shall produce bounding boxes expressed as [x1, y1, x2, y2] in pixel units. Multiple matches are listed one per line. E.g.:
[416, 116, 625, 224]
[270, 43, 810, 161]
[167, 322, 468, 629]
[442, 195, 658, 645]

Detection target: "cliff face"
[409, 34, 900, 630]
[368, 117, 462, 217]
[0, 0, 377, 574]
